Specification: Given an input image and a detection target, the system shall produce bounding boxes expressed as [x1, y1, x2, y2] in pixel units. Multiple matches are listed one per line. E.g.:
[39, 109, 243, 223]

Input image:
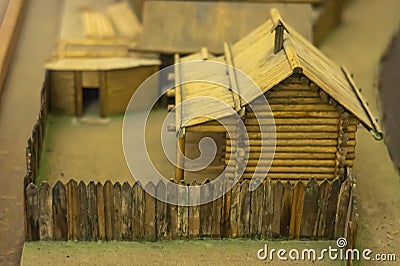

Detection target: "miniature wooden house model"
[172, 9, 382, 184]
[45, 1, 160, 116]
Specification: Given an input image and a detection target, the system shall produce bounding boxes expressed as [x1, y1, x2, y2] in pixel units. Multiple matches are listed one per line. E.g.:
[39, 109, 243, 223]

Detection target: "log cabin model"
[171, 9, 382, 184]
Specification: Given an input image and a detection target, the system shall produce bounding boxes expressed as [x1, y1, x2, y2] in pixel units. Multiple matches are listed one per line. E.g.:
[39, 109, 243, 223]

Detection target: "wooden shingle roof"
[175, 9, 382, 139]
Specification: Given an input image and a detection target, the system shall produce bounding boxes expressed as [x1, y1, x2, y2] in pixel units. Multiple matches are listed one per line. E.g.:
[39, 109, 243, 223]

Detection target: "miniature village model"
[20, 2, 384, 264]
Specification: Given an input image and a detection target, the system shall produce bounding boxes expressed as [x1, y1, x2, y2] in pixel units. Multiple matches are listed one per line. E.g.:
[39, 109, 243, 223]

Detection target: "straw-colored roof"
[175, 10, 382, 138]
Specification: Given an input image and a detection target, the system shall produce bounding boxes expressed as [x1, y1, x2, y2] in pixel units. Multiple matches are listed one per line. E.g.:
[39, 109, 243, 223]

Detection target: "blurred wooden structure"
[46, 0, 160, 116]
[135, 0, 347, 53]
[137, 0, 313, 54]
[171, 9, 382, 184]
[0, 0, 27, 97]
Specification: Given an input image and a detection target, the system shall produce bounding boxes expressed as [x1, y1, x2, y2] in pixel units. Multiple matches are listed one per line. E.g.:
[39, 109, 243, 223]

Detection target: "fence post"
[156, 180, 167, 240]
[144, 182, 156, 240]
[26, 183, 39, 241]
[300, 178, 319, 238]
[113, 182, 122, 241]
[87, 181, 98, 240]
[314, 179, 331, 239]
[177, 180, 188, 239]
[39, 182, 53, 240]
[211, 180, 223, 238]
[121, 182, 132, 240]
[53, 181, 67, 240]
[280, 181, 293, 238]
[200, 179, 213, 237]
[132, 181, 144, 239]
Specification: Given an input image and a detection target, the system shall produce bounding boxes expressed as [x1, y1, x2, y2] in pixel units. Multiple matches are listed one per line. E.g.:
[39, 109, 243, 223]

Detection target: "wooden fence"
[24, 72, 49, 187]
[25, 177, 357, 242]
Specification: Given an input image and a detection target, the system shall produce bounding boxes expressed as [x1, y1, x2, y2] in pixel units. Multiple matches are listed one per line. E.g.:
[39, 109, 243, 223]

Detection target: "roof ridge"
[282, 39, 302, 74]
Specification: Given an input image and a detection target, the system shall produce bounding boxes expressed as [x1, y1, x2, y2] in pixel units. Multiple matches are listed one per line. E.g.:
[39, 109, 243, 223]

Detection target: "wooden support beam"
[174, 54, 182, 131]
[224, 42, 241, 112]
[175, 129, 186, 183]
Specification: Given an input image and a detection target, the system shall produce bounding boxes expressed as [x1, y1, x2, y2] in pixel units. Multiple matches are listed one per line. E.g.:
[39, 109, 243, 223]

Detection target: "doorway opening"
[82, 87, 100, 116]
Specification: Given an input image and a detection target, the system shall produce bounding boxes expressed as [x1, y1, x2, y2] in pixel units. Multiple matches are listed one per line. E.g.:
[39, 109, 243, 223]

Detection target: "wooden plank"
[77, 181, 88, 240]
[177, 181, 189, 239]
[87, 181, 98, 241]
[289, 181, 305, 239]
[96, 182, 105, 241]
[103, 180, 114, 241]
[334, 179, 351, 238]
[250, 181, 264, 238]
[200, 180, 213, 237]
[271, 181, 283, 238]
[121, 182, 132, 240]
[38, 182, 53, 240]
[244, 118, 341, 125]
[226, 145, 343, 153]
[300, 179, 319, 238]
[237, 166, 335, 174]
[267, 90, 319, 98]
[239, 180, 251, 238]
[113, 182, 122, 241]
[228, 152, 338, 160]
[188, 181, 200, 238]
[327, 179, 340, 239]
[229, 183, 240, 237]
[247, 111, 339, 118]
[227, 159, 339, 167]
[226, 139, 340, 146]
[66, 179, 78, 241]
[26, 183, 39, 241]
[156, 180, 168, 240]
[226, 172, 335, 180]
[280, 182, 293, 238]
[227, 131, 349, 140]
[222, 179, 232, 238]
[132, 181, 144, 239]
[0, 0, 27, 97]
[314, 179, 331, 239]
[167, 180, 178, 240]
[144, 182, 156, 240]
[52, 181, 67, 240]
[211, 180, 223, 238]
[262, 179, 273, 238]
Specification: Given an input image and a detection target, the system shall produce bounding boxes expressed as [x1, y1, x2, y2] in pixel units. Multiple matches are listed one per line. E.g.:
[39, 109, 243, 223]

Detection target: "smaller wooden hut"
[171, 9, 382, 184]
[45, 0, 160, 116]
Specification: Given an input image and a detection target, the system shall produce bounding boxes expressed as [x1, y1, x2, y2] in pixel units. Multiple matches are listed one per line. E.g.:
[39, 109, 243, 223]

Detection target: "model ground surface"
[1, 0, 400, 265]
[22, 240, 345, 265]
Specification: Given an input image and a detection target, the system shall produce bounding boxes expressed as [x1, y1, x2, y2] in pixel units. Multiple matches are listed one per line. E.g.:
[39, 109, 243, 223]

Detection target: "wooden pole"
[175, 128, 186, 183]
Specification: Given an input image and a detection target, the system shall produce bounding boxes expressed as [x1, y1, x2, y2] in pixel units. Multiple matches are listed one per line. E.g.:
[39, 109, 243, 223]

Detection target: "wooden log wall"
[184, 131, 226, 183]
[225, 75, 359, 181]
[25, 177, 356, 242]
[25, 72, 50, 186]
